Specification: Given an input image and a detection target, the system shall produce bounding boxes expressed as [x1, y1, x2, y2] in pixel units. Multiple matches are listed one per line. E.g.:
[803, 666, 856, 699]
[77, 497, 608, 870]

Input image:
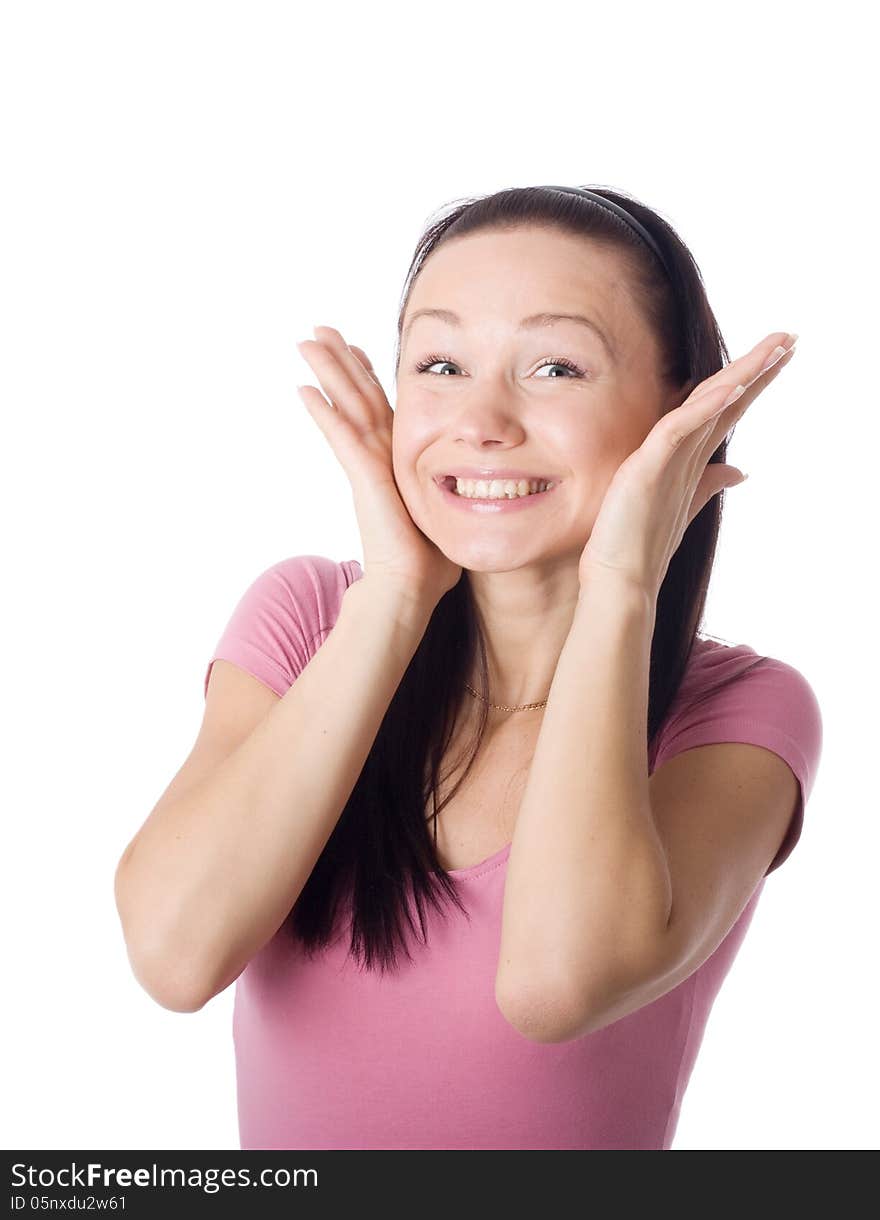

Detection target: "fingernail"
[759, 345, 787, 374]
[722, 384, 746, 408]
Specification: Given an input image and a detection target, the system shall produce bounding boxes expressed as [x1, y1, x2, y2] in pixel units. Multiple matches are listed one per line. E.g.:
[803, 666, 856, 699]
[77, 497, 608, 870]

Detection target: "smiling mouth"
[437, 475, 558, 499]
[434, 476, 562, 515]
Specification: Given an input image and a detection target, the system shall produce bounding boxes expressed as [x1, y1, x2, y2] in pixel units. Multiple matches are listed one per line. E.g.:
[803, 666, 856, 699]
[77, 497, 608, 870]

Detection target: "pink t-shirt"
[203, 554, 823, 1151]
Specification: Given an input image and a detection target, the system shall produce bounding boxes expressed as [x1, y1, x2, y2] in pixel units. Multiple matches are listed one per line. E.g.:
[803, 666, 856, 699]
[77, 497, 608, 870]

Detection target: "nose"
[447, 392, 531, 449]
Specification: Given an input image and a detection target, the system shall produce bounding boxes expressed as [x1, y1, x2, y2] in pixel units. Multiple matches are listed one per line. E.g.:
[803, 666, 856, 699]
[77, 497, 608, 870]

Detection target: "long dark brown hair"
[286, 183, 749, 974]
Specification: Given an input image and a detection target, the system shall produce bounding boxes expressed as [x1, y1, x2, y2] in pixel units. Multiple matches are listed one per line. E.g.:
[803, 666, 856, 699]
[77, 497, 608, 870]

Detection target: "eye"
[413, 353, 588, 378]
[533, 356, 586, 379]
[414, 352, 461, 375]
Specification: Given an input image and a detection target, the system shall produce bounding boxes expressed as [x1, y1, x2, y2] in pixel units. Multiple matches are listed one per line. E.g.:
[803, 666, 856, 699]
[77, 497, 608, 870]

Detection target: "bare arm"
[114, 577, 433, 1012]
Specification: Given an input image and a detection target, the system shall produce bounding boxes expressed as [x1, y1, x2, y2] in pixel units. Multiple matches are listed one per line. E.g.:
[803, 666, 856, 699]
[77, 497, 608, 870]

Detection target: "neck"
[464, 567, 581, 710]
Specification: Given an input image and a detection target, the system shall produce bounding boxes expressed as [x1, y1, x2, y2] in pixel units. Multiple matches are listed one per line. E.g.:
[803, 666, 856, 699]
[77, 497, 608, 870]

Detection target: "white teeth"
[451, 477, 554, 499]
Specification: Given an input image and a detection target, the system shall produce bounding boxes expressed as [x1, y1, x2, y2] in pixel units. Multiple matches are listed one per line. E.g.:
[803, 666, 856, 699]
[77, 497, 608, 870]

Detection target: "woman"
[114, 184, 823, 1150]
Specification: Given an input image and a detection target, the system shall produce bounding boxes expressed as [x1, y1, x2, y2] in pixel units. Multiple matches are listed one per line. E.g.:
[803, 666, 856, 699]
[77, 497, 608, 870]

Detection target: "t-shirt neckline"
[443, 841, 512, 880]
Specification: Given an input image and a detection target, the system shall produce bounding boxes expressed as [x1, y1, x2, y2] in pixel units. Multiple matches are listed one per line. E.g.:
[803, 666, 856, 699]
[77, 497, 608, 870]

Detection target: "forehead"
[403, 225, 635, 342]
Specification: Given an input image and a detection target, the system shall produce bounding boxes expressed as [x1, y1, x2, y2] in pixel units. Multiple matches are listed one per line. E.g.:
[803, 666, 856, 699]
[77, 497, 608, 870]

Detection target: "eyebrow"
[402, 307, 616, 361]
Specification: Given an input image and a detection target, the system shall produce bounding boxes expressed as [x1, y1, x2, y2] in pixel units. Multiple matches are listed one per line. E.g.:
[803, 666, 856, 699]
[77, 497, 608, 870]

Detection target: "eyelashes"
[412, 351, 589, 379]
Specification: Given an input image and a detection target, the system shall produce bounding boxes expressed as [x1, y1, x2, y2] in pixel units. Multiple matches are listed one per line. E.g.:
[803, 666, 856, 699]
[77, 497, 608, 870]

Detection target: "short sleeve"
[203, 554, 363, 700]
[652, 655, 823, 875]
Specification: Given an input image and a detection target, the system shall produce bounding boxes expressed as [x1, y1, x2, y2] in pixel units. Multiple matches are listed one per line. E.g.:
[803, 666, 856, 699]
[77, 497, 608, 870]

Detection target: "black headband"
[539, 185, 674, 281]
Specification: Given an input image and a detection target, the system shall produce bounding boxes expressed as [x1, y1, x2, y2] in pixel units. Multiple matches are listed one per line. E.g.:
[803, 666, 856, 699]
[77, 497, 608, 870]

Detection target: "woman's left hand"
[578, 331, 798, 601]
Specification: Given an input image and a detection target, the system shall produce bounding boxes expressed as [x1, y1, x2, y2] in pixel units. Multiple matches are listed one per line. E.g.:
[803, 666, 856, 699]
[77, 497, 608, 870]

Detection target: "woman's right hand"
[296, 325, 463, 613]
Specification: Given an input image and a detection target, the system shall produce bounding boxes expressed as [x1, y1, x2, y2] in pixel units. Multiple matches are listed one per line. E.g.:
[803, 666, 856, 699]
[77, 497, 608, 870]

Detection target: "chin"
[441, 542, 559, 573]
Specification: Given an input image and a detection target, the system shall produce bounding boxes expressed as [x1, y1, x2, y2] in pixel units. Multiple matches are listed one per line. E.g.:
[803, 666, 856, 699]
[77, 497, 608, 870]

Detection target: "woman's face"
[392, 224, 680, 575]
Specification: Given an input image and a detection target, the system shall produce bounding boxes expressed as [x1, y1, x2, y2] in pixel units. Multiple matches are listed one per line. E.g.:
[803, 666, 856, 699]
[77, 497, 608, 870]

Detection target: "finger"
[297, 335, 384, 430]
[658, 337, 796, 488]
[348, 344, 377, 376]
[688, 332, 796, 408]
[702, 342, 797, 435]
[295, 382, 375, 493]
[686, 463, 748, 528]
[662, 341, 796, 468]
[348, 344, 388, 394]
[313, 326, 388, 404]
[684, 344, 795, 489]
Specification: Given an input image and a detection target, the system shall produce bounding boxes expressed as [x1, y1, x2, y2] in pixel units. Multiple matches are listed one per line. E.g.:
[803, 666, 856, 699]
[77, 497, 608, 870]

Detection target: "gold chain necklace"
[463, 681, 549, 713]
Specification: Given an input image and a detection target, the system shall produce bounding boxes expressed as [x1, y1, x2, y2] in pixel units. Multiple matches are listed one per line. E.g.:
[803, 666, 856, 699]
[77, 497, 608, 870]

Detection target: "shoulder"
[651, 635, 824, 873]
[248, 553, 363, 610]
[204, 554, 363, 698]
[660, 636, 822, 754]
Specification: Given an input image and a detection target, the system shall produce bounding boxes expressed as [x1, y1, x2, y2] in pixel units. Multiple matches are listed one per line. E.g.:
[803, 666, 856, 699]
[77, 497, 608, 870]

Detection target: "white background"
[3, 0, 876, 1151]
